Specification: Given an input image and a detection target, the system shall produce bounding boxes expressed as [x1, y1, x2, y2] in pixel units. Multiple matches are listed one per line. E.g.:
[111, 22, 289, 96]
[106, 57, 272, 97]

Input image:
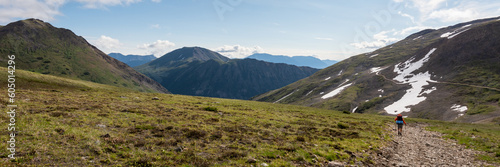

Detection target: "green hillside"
[0, 19, 168, 93]
[1, 68, 499, 166]
[253, 17, 500, 123]
[0, 67, 390, 166]
[135, 47, 319, 99]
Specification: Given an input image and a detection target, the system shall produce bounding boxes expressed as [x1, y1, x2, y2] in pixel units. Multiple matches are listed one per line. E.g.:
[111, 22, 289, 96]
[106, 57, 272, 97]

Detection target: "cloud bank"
[214, 45, 264, 59]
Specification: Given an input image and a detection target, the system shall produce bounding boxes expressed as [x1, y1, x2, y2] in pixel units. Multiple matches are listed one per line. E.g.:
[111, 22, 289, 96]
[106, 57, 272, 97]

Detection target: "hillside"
[0, 19, 168, 93]
[247, 53, 337, 69]
[253, 17, 500, 123]
[0, 67, 389, 166]
[135, 47, 319, 99]
[108, 53, 156, 67]
[1, 67, 499, 166]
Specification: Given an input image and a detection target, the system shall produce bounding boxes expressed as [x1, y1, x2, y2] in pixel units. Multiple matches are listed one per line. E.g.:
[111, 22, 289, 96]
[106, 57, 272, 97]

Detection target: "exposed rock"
[152, 97, 160, 100]
[246, 158, 257, 163]
[327, 161, 344, 167]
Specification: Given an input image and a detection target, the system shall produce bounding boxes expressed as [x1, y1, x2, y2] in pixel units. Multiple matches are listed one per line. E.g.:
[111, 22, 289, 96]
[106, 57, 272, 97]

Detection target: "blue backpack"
[396, 116, 404, 124]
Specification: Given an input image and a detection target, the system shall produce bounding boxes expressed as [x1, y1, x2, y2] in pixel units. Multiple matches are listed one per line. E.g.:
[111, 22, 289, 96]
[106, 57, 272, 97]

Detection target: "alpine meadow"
[1, 1, 500, 166]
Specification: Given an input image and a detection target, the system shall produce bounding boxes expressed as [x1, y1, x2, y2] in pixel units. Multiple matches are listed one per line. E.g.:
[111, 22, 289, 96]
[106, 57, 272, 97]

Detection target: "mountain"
[322, 59, 339, 66]
[135, 47, 319, 99]
[253, 17, 500, 123]
[108, 53, 156, 67]
[247, 53, 337, 69]
[0, 19, 168, 93]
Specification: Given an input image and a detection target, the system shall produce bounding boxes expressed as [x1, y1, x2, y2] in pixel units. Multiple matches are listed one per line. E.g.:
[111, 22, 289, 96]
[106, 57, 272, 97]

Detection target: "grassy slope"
[0, 19, 167, 93]
[0, 68, 498, 166]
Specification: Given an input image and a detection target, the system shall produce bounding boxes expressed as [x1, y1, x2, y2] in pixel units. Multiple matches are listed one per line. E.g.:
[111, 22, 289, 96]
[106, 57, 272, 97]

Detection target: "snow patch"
[274, 90, 298, 103]
[351, 106, 358, 113]
[337, 70, 343, 76]
[369, 54, 379, 58]
[447, 28, 470, 39]
[419, 87, 436, 96]
[413, 36, 423, 40]
[378, 89, 384, 93]
[451, 104, 468, 112]
[370, 67, 387, 74]
[305, 90, 314, 96]
[321, 83, 353, 99]
[384, 48, 438, 114]
[339, 79, 350, 86]
[324, 77, 331, 81]
[440, 25, 471, 39]
[320, 92, 324, 95]
[440, 32, 453, 38]
[462, 24, 472, 28]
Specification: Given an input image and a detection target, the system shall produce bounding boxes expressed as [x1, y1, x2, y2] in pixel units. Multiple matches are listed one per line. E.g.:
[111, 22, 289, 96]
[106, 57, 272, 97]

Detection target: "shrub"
[204, 106, 218, 112]
[337, 122, 349, 129]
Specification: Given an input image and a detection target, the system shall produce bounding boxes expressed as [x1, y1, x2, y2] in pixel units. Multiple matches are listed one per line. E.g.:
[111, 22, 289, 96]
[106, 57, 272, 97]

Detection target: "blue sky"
[1, 0, 500, 60]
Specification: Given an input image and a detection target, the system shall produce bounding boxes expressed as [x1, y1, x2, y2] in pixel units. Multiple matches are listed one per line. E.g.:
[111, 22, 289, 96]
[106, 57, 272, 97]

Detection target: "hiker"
[395, 114, 406, 136]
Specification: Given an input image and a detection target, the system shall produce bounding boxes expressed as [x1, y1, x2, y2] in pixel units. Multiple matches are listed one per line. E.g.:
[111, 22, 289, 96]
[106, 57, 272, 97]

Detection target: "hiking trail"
[372, 123, 493, 166]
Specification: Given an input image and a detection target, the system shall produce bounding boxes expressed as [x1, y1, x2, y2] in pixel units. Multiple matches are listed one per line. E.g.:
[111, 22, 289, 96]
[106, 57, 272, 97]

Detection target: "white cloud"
[398, 11, 415, 23]
[350, 31, 399, 49]
[151, 0, 160, 2]
[95, 35, 121, 50]
[138, 40, 175, 57]
[427, 8, 478, 22]
[150, 24, 160, 29]
[0, 0, 146, 23]
[214, 45, 264, 59]
[397, 0, 500, 24]
[409, 0, 447, 14]
[394, 26, 433, 36]
[75, 0, 142, 8]
[0, 0, 64, 23]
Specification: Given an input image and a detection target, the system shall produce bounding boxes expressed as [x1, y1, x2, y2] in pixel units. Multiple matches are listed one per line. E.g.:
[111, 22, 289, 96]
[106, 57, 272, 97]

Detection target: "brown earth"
[372, 123, 493, 167]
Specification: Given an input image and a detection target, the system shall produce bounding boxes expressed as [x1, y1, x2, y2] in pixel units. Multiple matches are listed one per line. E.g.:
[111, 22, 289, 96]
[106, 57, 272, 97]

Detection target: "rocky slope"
[0, 19, 168, 93]
[253, 17, 500, 122]
[135, 47, 319, 99]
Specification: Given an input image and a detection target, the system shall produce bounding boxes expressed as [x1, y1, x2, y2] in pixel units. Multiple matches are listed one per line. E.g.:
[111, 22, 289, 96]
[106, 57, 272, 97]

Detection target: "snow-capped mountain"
[253, 16, 500, 123]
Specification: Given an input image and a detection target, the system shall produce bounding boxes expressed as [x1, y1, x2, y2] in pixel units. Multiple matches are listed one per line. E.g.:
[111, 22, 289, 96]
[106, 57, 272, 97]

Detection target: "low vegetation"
[0, 68, 499, 166]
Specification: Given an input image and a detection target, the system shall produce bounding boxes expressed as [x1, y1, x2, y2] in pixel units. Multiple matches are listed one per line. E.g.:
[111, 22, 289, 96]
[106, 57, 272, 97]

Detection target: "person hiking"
[395, 114, 406, 136]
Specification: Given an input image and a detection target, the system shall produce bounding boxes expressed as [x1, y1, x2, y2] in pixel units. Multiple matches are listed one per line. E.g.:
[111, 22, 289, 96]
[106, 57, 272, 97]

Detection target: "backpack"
[396, 115, 404, 124]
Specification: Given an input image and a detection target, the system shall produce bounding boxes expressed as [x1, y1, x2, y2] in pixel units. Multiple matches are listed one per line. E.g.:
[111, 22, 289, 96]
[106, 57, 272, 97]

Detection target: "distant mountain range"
[108, 53, 156, 67]
[253, 16, 500, 123]
[135, 47, 319, 99]
[0, 19, 168, 93]
[247, 53, 337, 69]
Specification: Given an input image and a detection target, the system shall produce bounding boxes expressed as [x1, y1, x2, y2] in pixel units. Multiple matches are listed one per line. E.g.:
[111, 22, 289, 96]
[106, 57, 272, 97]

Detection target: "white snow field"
[384, 48, 438, 114]
[321, 79, 353, 99]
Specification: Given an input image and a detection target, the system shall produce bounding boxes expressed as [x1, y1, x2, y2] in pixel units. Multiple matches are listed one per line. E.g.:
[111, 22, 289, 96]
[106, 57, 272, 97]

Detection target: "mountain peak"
[146, 46, 230, 67]
[6, 18, 53, 29]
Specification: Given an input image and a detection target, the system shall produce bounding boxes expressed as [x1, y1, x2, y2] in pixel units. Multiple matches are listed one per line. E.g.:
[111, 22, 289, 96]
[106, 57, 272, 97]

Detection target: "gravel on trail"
[372, 123, 494, 167]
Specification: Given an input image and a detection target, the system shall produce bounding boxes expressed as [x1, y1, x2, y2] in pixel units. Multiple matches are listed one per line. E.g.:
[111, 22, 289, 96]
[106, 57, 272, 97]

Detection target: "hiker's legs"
[397, 124, 403, 135]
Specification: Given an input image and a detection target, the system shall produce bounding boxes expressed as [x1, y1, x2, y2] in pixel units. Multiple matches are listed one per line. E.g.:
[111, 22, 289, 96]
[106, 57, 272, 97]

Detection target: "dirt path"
[372, 123, 492, 166]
